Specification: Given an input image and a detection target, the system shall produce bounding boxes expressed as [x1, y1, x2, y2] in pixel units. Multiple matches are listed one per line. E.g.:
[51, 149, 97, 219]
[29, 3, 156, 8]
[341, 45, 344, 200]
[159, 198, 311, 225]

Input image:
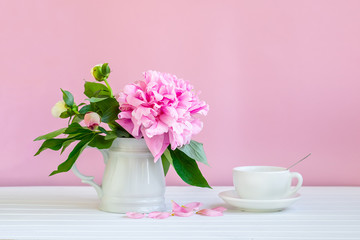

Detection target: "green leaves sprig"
[58, 89, 78, 119]
[161, 141, 211, 188]
[35, 123, 117, 176]
[34, 63, 129, 176]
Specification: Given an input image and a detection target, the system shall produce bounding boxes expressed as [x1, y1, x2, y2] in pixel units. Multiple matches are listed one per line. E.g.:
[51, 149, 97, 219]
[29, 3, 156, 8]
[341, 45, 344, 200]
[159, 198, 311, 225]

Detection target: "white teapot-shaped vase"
[71, 138, 166, 213]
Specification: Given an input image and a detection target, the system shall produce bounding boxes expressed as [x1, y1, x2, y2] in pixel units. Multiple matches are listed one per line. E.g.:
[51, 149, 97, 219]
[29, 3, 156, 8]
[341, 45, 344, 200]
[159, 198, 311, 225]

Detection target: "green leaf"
[60, 139, 75, 154]
[104, 131, 118, 140]
[34, 132, 92, 156]
[64, 123, 92, 135]
[59, 111, 69, 118]
[34, 128, 67, 141]
[88, 134, 115, 149]
[163, 148, 173, 165]
[161, 149, 172, 176]
[61, 89, 74, 107]
[95, 97, 119, 115]
[71, 115, 83, 124]
[178, 140, 209, 166]
[98, 126, 108, 135]
[108, 122, 131, 138]
[114, 129, 131, 138]
[35, 138, 70, 156]
[94, 97, 119, 123]
[50, 134, 95, 176]
[170, 149, 211, 188]
[101, 105, 120, 123]
[84, 82, 110, 98]
[79, 105, 92, 114]
[86, 97, 108, 103]
[161, 157, 170, 176]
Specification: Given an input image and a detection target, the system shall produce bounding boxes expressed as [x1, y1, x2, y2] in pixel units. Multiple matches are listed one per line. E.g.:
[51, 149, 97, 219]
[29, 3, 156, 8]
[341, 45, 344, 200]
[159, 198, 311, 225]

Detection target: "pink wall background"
[0, 0, 359, 186]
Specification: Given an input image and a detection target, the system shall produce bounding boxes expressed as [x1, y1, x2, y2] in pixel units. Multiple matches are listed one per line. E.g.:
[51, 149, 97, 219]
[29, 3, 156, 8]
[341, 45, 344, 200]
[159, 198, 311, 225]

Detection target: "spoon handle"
[287, 153, 311, 170]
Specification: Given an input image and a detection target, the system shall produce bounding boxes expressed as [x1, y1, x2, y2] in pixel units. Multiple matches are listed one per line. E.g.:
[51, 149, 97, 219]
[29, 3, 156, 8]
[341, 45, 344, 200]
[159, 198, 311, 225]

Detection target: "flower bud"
[91, 63, 110, 82]
[84, 112, 101, 130]
[51, 101, 67, 118]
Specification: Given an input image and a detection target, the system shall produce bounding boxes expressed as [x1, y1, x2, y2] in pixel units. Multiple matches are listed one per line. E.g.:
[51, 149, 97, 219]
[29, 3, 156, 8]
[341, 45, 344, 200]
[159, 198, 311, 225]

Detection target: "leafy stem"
[68, 116, 73, 126]
[104, 79, 113, 98]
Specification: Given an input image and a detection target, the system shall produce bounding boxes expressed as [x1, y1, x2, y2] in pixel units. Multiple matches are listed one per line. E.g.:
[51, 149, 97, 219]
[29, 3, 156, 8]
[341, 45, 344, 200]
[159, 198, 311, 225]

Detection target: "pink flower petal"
[143, 133, 169, 162]
[126, 94, 144, 107]
[171, 200, 183, 212]
[173, 211, 194, 217]
[148, 211, 172, 219]
[184, 202, 202, 211]
[145, 120, 169, 138]
[190, 118, 203, 135]
[197, 209, 223, 217]
[126, 212, 146, 219]
[211, 206, 227, 213]
[172, 201, 194, 213]
[171, 200, 195, 217]
[116, 118, 136, 136]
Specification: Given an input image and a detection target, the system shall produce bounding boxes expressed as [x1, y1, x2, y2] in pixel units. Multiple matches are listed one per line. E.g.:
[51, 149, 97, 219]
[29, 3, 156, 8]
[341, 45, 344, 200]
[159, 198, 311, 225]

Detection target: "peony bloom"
[116, 70, 209, 162]
[84, 112, 101, 130]
[51, 101, 67, 118]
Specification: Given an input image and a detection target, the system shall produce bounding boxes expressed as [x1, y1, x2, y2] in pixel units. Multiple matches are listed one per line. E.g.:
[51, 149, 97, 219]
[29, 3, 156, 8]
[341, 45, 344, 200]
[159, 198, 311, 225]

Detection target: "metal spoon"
[287, 153, 311, 170]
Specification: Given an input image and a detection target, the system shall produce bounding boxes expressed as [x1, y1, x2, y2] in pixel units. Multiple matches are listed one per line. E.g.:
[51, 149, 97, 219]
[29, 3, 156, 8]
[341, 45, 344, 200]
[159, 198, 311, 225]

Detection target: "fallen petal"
[173, 211, 194, 217]
[211, 206, 227, 213]
[197, 209, 223, 217]
[148, 211, 172, 219]
[184, 202, 202, 211]
[171, 200, 183, 212]
[126, 212, 146, 219]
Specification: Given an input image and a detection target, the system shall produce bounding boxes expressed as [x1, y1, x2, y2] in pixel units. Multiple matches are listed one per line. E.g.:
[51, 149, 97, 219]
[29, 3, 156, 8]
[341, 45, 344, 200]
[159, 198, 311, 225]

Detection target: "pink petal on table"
[172, 200, 198, 216]
[173, 211, 194, 217]
[197, 209, 223, 217]
[171, 200, 183, 212]
[148, 212, 172, 219]
[126, 212, 146, 219]
[184, 202, 202, 211]
[211, 207, 227, 213]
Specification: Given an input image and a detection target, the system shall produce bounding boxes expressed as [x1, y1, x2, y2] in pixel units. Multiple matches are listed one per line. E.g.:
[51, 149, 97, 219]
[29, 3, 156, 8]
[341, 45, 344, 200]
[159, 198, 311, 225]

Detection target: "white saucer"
[218, 190, 301, 212]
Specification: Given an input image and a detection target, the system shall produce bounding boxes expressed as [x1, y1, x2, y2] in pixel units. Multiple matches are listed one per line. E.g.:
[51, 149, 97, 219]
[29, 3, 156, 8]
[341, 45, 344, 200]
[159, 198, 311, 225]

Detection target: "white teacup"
[233, 166, 303, 200]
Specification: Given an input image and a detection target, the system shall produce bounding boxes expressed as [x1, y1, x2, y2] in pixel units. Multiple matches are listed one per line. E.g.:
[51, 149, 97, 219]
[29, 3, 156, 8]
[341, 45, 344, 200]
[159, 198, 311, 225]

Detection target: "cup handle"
[285, 172, 303, 197]
[70, 149, 108, 198]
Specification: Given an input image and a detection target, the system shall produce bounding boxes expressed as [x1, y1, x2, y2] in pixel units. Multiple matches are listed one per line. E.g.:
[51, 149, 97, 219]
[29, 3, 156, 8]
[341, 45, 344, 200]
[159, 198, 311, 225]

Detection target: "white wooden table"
[0, 186, 359, 239]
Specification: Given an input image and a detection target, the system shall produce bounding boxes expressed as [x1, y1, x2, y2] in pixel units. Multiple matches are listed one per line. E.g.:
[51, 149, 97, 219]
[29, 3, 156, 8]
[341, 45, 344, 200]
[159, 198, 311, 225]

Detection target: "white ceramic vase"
[71, 138, 166, 213]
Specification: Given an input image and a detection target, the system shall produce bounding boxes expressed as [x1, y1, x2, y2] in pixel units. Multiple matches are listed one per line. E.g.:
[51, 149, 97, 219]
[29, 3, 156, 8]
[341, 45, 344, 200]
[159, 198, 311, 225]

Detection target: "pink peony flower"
[84, 112, 101, 130]
[116, 71, 209, 161]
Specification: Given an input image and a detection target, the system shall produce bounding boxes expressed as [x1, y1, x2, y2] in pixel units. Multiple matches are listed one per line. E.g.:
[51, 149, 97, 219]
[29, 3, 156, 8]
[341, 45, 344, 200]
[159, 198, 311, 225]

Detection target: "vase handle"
[71, 149, 109, 198]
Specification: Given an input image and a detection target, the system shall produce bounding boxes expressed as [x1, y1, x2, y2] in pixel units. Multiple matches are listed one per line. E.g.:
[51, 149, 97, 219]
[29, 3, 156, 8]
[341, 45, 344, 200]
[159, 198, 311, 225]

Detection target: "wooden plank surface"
[0, 186, 359, 239]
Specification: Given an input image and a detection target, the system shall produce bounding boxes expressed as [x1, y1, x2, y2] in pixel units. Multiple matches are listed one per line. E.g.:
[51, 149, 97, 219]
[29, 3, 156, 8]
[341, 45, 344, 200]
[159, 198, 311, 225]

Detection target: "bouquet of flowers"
[34, 63, 210, 188]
